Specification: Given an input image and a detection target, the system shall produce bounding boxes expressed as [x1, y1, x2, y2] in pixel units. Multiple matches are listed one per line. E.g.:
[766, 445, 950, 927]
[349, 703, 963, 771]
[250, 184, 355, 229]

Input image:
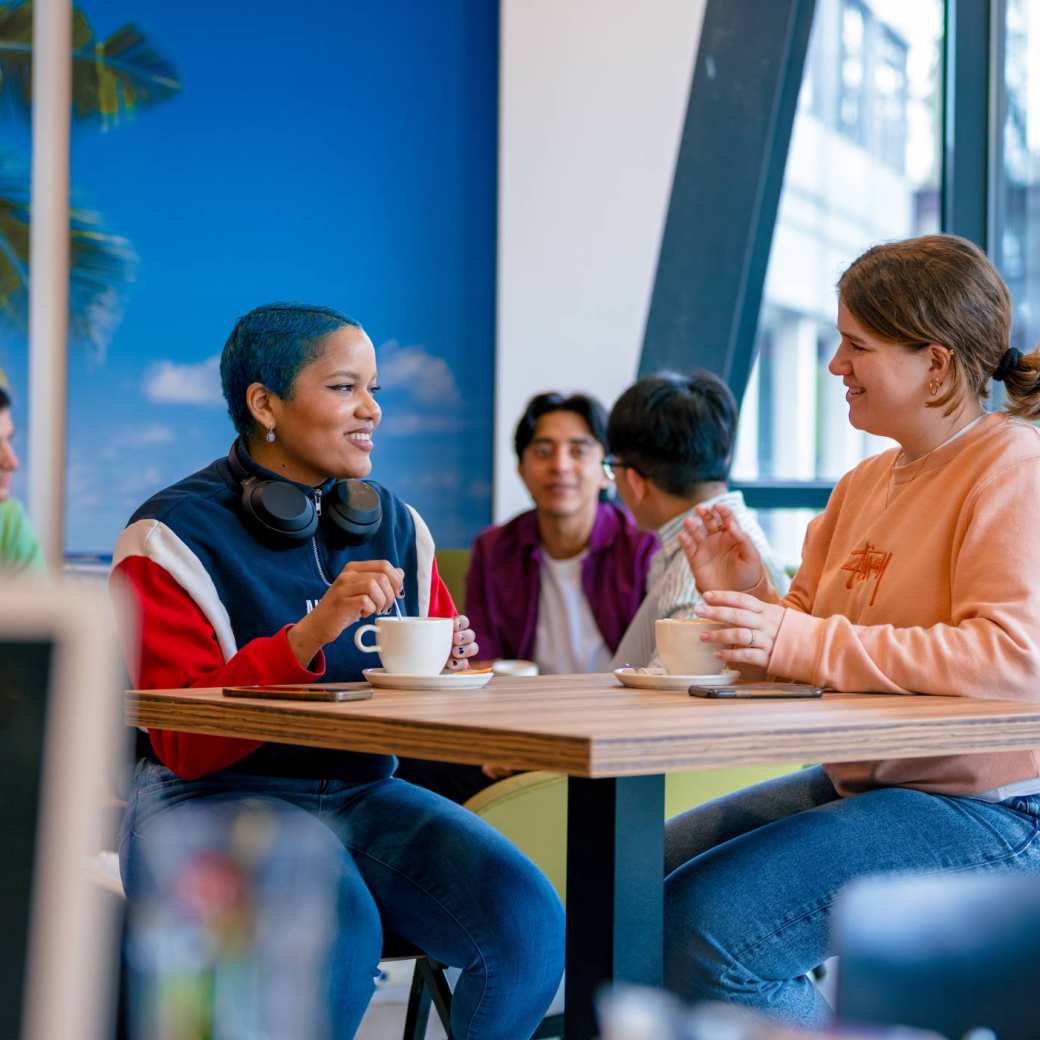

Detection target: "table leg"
[564, 774, 665, 1040]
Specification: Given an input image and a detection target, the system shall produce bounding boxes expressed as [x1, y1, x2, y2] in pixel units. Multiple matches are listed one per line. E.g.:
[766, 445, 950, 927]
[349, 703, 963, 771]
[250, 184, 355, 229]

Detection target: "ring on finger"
[746, 629, 756, 648]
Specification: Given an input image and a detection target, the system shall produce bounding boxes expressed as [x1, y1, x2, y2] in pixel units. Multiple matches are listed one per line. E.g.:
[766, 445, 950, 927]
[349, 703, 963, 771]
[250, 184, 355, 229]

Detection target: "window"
[995, 0, 1040, 357]
[876, 27, 909, 171]
[839, 0, 868, 143]
[731, 0, 944, 570]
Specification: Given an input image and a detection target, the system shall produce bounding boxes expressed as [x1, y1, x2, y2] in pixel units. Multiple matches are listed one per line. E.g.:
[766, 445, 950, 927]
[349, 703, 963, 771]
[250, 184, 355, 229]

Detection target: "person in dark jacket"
[112, 304, 564, 1040]
[395, 392, 657, 804]
[466, 392, 658, 671]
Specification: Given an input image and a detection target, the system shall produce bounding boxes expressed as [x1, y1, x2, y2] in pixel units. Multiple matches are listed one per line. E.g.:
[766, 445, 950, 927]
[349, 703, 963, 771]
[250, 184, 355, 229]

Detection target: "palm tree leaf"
[72, 23, 181, 125]
[0, 164, 29, 307]
[0, 2, 180, 125]
[0, 159, 136, 354]
[67, 213, 135, 351]
[0, 1, 33, 112]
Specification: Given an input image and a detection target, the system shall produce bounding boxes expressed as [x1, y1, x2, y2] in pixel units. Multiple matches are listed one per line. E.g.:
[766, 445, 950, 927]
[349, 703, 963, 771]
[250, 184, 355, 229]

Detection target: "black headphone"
[227, 438, 382, 544]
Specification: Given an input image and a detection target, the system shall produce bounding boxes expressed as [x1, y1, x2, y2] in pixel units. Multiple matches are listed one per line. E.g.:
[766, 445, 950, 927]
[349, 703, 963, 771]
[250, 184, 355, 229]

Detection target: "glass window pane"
[996, 0, 1040, 355]
[733, 0, 943, 567]
[839, 0, 868, 142]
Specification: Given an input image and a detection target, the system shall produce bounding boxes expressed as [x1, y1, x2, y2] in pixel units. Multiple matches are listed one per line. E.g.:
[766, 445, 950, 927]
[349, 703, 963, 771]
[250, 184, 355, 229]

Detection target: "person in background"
[664, 234, 1040, 1027]
[0, 377, 43, 573]
[397, 391, 658, 804]
[606, 370, 786, 669]
[465, 391, 658, 673]
[112, 304, 564, 1040]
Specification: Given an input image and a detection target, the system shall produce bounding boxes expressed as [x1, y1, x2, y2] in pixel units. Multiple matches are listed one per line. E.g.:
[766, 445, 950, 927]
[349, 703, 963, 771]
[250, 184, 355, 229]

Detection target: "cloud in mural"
[378, 341, 462, 408]
[378, 413, 466, 436]
[376, 340, 464, 436]
[122, 423, 176, 446]
[100, 423, 176, 461]
[143, 355, 222, 405]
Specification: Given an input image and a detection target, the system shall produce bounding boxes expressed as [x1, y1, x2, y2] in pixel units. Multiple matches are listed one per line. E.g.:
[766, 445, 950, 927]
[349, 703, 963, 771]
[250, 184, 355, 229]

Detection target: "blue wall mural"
[0, 0, 497, 556]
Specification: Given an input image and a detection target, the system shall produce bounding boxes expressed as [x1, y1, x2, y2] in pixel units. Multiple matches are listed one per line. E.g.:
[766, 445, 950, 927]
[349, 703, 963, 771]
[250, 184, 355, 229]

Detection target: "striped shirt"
[609, 491, 789, 669]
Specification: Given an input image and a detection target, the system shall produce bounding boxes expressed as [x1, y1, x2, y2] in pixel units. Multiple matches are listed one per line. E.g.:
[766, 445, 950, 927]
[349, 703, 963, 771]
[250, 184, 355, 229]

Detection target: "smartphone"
[689, 682, 824, 699]
[222, 684, 374, 702]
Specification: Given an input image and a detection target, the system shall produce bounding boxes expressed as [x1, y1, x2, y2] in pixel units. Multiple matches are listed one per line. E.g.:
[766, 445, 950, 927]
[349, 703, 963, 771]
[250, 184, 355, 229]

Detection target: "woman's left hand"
[445, 614, 479, 671]
[694, 590, 785, 669]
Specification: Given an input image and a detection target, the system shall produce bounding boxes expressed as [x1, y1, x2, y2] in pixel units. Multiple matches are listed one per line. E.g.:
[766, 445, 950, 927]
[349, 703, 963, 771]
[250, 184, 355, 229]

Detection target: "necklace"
[895, 412, 986, 468]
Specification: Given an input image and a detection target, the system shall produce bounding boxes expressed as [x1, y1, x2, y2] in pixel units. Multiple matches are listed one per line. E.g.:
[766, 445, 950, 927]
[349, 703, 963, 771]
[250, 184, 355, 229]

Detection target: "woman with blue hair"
[112, 304, 564, 1038]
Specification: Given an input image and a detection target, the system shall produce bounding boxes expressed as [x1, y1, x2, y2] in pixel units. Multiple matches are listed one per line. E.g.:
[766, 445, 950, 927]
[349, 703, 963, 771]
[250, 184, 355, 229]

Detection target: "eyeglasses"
[601, 455, 644, 481]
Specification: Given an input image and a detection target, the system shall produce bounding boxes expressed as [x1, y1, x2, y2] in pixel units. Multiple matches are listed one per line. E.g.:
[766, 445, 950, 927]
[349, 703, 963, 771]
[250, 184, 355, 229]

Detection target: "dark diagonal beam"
[639, 0, 816, 409]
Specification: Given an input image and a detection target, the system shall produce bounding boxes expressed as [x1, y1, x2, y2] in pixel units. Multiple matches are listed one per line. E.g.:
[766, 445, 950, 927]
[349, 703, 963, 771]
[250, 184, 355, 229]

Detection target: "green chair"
[464, 764, 802, 902]
[433, 764, 799, 1038]
[434, 547, 471, 611]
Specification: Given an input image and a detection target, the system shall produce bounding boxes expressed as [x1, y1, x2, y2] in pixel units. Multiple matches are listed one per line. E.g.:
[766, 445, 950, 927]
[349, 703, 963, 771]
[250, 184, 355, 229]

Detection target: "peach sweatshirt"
[761, 412, 1040, 798]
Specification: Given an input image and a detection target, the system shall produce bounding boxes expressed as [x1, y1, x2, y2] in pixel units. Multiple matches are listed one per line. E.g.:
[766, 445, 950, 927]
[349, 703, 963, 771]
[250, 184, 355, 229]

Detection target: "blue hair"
[220, 303, 361, 436]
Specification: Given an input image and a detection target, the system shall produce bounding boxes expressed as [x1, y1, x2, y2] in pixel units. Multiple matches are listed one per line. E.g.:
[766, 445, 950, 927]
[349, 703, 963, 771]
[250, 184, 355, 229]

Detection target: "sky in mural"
[0, 0, 497, 555]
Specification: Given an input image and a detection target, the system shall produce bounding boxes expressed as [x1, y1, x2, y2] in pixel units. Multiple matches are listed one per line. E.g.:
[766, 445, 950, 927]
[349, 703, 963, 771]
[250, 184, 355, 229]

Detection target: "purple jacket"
[464, 502, 659, 662]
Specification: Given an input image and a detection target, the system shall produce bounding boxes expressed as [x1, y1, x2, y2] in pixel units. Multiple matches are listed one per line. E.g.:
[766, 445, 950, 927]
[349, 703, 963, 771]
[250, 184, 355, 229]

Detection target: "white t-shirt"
[533, 552, 614, 675]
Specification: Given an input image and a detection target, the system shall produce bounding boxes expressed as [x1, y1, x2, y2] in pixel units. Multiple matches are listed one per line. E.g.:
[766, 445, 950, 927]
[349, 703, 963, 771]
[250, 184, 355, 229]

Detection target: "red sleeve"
[115, 555, 326, 780]
[427, 557, 458, 619]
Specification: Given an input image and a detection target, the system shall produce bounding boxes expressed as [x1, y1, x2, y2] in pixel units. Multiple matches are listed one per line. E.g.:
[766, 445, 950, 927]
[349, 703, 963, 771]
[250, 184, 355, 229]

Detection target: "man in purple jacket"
[466, 391, 658, 672]
[395, 392, 658, 803]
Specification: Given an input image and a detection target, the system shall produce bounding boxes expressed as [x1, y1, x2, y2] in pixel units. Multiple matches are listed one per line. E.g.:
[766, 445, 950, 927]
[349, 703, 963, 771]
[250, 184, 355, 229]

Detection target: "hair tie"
[992, 347, 1023, 383]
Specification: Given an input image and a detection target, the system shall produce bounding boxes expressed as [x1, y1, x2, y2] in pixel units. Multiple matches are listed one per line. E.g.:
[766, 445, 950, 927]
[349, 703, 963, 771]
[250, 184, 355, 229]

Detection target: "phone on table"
[689, 682, 824, 699]
[223, 684, 373, 702]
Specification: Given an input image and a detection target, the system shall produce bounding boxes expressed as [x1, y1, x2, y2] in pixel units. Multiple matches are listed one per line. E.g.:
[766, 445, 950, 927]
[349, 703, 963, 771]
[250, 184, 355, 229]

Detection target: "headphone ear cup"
[240, 478, 318, 541]
[324, 480, 382, 543]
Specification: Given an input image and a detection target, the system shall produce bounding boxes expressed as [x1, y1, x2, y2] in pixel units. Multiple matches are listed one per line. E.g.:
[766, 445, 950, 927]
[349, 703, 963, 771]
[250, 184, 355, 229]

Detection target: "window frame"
[724, 0, 999, 513]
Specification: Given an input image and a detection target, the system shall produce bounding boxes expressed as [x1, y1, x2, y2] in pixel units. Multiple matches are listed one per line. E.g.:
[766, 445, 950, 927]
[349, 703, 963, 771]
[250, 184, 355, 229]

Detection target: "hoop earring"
[265, 427, 276, 443]
[928, 379, 941, 397]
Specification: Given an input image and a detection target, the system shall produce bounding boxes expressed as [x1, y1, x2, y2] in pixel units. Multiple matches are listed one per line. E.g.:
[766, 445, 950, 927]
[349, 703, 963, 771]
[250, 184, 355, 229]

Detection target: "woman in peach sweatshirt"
[663, 234, 1040, 1026]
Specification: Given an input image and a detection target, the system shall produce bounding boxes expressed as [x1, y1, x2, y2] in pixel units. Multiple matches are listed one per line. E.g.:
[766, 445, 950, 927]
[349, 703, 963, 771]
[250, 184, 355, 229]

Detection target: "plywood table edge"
[583, 713, 1040, 776]
[126, 692, 596, 775]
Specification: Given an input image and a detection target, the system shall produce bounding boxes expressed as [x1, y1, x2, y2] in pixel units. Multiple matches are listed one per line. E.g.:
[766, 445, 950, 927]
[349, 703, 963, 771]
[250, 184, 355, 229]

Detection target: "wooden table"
[127, 674, 1040, 1039]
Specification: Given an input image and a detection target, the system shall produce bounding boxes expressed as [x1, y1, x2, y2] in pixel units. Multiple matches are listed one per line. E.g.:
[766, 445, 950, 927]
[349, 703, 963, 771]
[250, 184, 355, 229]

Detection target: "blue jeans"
[663, 766, 1040, 1027]
[120, 761, 565, 1040]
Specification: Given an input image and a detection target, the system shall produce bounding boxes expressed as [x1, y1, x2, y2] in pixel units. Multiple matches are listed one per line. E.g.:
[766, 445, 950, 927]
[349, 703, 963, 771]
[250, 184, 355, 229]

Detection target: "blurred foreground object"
[598, 986, 943, 1040]
[0, 578, 124, 1039]
[125, 801, 342, 1040]
[835, 873, 1040, 1040]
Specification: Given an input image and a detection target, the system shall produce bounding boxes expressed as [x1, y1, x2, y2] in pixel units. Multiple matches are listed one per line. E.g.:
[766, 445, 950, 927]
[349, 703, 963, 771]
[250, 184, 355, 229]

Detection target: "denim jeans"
[120, 760, 565, 1040]
[663, 766, 1040, 1027]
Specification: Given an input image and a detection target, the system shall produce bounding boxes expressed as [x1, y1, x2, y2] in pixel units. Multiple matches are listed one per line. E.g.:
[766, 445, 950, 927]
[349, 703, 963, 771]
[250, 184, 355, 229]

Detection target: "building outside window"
[839, 0, 869, 143]
[997, 0, 1040, 359]
[876, 26, 909, 172]
[732, 0, 943, 569]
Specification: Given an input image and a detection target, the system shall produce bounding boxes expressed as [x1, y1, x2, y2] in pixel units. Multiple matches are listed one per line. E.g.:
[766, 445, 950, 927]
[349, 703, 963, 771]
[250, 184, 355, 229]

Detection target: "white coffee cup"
[655, 618, 729, 676]
[353, 617, 453, 676]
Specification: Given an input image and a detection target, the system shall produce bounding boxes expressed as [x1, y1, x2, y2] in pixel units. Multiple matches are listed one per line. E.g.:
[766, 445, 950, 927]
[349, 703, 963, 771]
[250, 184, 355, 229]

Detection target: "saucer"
[362, 668, 493, 691]
[613, 668, 740, 692]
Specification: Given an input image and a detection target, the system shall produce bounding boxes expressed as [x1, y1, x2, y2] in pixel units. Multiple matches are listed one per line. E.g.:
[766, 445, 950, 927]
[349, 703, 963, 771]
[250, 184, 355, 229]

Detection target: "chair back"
[465, 764, 802, 903]
[433, 548, 471, 612]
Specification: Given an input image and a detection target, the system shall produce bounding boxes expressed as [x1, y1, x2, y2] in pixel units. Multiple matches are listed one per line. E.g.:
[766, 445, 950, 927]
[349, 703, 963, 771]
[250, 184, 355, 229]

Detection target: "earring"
[265, 427, 276, 443]
[928, 379, 941, 397]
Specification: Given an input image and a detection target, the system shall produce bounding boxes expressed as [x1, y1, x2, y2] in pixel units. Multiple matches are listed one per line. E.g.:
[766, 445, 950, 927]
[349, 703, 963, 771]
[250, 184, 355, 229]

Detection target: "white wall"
[495, 0, 707, 522]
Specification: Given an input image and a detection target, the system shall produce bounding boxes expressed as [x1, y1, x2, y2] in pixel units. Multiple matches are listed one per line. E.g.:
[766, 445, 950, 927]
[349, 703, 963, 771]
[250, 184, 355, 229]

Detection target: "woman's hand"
[445, 614, 479, 671]
[694, 590, 785, 670]
[679, 503, 765, 594]
[288, 560, 404, 668]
